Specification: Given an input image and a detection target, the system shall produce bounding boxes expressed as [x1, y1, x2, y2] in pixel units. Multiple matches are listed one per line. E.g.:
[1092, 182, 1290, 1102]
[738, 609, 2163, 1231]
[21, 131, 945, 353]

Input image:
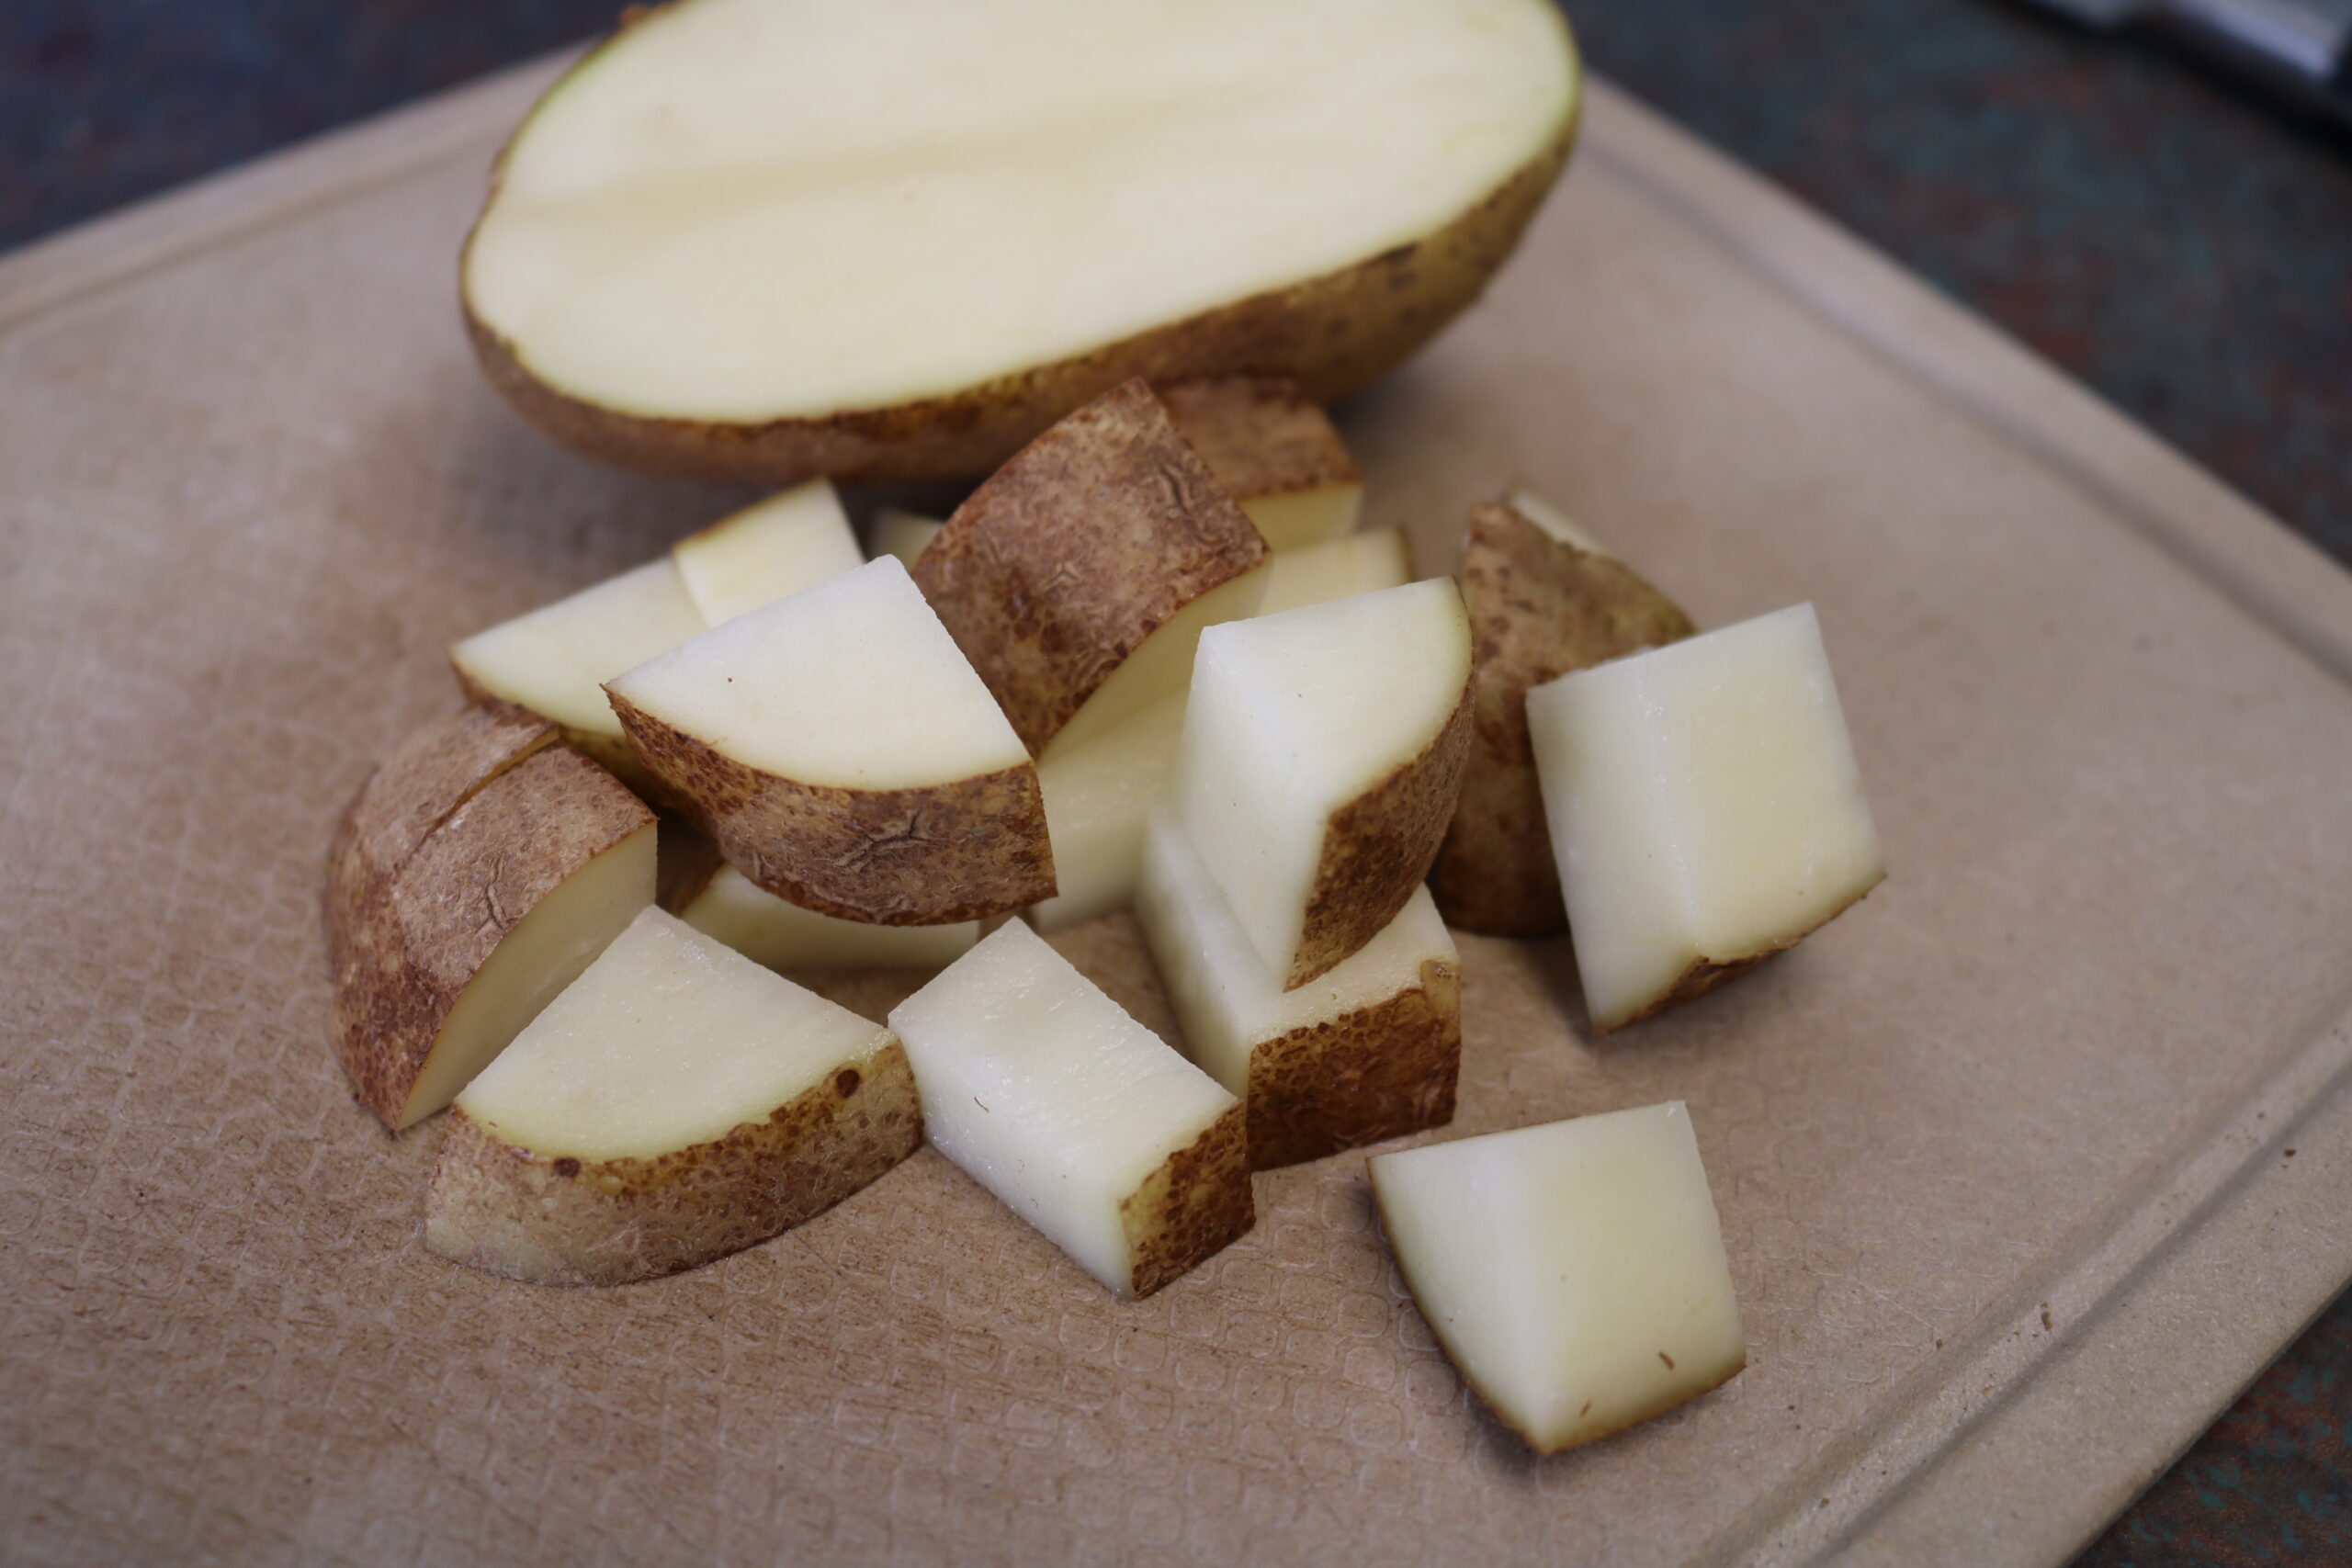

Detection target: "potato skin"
[1159, 377, 1360, 503]
[1120, 1102, 1254, 1301]
[461, 74, 1578, 485]
[424, 1039, 923, 1287]
[1431, 502, 1696, 937]
[1246, 957, 1461, 1171]
[326, 732, 655, 1130]
[609, 691, 1054, 925]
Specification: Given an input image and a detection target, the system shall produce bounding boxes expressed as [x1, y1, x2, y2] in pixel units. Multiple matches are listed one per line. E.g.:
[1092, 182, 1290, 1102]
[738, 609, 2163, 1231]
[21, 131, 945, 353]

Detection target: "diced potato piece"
[1370, 1102, 1746, 1454]
[1136, 811, 1459, 1169]
[868, 507, 944, 572]
[671, 478, 862, 625]
[1026, 693, 1187, 932]
[1526, 604, 1884, 1032]
[1161, 377, 1365, 551]
[1506, 484, 1611, 555]
[1175, 578, 1473, 989]
[608, 556, 1053, 924]
[681, 863, 979, 969]
[1255, 526, 1413, 617]
[888, 921, 1250, 1299]
[425, 908, 921, 1286]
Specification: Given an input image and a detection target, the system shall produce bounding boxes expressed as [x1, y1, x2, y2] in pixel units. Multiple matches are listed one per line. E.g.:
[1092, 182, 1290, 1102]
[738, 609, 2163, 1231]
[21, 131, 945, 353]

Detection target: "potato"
[460, 0, 1580, 483]
[1160, 378, 1364, 551]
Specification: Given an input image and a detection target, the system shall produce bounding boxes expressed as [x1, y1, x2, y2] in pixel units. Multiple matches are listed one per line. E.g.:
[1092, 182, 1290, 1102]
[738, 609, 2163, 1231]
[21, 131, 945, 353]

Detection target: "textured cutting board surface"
[2, 62, 2349, 1568]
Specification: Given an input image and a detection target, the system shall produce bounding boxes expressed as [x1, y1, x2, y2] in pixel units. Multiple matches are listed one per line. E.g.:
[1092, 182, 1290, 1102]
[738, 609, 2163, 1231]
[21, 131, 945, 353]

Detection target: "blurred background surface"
[3, 2, 2346, 1561]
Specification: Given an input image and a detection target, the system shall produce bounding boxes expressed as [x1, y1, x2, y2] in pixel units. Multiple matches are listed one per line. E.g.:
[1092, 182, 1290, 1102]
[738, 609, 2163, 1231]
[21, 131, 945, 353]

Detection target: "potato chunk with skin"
[1025, 693, 1188, 933]
[671, 478, 862, 626]
[1160, 377, 1364, 551]
[425, 908, 921, 1286]
[1370, 1103, 1746, 1455]
[1254, 527, 1412, 618]
[680, 863, 979, 970]
[1136, 811, 1459, 1169]
[867, 508, 943, 572]
[888, 920, 1251, 1299]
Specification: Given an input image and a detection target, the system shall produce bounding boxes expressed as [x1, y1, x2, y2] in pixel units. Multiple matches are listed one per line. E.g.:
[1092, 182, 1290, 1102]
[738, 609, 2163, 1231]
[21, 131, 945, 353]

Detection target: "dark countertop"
[6, 2, 2346, 1561]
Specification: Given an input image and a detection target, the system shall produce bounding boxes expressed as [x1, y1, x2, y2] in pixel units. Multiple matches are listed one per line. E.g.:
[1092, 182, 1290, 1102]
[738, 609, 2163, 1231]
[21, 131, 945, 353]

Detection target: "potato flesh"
[467, 0, 1577, 421]
[1255, 527, 1411, 617]
[1239, 486, 1365, 554]
[867, 509, 943, 573]
[451, 558, 704, 741]
[458, 907, 895, 1162]
[1135, 809, 1454, 1097]
[888, 921, 1237, 1295]
[1038, 565, 1268, 761]
[1369, 1103, 1745, 1454]
[606, 556, 1027, 789]
[1026, 694, 1187, 932]
[399, 821, 658, 1128]
[682, 863, 979, 969]
[672, 479, 862, 626]
[1505, 485, 1611, 556]
[1174, 579, 1471, 984]
[1525, 604, 1885, 1031]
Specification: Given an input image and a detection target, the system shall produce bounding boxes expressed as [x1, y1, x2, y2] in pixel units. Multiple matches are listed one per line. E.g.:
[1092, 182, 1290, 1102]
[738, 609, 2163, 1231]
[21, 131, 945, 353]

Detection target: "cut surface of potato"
[1175, 577, 1474, 989]
[449, 558, 706, 773]
[1136, 812, 1459, 1169]
[607, 555, 1052, 924]
[1370, 1102, 1746, 1455]
[1526, 603, 1884, 1032]
[326, 725, 657, 1131]
[463, 0, 1580, 481]
[915, 379, 1270, 759]
[1432, 495, 1694, 937]
[868, 508, 943, 572]
[1161, 378, 1364, 551]
[888, 920, 1250, 1299]
[1026, 693, 1187, 933]
[425, 908, 920, 1285]
[681, 863, 979, 970]
[671, 478, 861, 625]
[1255, 527, 1413, 618]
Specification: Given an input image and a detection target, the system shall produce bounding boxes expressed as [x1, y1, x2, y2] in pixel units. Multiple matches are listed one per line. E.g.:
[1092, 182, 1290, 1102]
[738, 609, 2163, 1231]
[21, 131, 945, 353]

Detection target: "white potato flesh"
[458, 907, 895, 1162]
[450, 558, 705, 740]
[467, 0, 1577, 420]
[888, 920, 1237, 1295]
[868, 508, 944, 572]
[681, 864, 979, 969]
[1242, 484, 1365, 554]
[1506, 485, 1611, 557]
[1525, 604, 1885, 1031]
[606, 555, 1028, 789]
[1026, 694, 1187, 932]
[1039, 564, 1269, 761]
[1174, 578, 1471, 983]
[671, 479, 861, 625]
[400, 821, 657, 1128]
[1255, 526, 1412, 617]
[1369, 1102, 1745, 1454]
[1135, 810, 1455, 1096]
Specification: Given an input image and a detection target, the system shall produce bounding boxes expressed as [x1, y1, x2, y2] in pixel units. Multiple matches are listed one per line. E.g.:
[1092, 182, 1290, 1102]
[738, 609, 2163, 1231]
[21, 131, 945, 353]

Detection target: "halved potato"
[607, 556, 1052, 924]
[914, 379, 1270, 759]
[1136, 811, 1459, 1170]
[425, 908, 921, 1286]
[1161, 378, 1364, 551]
[461, 0, 1581, 482]
[325, 707, 656, 1131]
[1025, 693, 1188, 934]
[671, 478, 861, 625]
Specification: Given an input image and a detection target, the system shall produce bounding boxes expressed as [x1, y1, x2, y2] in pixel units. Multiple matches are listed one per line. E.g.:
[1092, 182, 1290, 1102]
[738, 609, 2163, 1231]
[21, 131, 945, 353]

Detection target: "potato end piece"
[1246, 957, 1462, 1170]
[1120, 1102, 1255, 1300]
[611, 691, 1055, 925]
[424, 1040, 923, 1286]
[1590, 870, 1885, 1034]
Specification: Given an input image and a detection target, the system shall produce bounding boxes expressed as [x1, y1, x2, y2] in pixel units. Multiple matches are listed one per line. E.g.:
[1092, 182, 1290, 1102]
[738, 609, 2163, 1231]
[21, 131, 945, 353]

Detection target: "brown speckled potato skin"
[1289, 682, 1475, 990]
[608, 691, 1054, 925]
[1247, 957, 1462, 1170]
[1120, 1103, 1255, 1301]
[1159, 377, 1361, 503]
[1431, 501, 1697, 937]
[461, 93, 1578, 486]
[912, 379, 1269, 755]
[325, 729, 656, 1130]
[423, 1040, 924, 1287]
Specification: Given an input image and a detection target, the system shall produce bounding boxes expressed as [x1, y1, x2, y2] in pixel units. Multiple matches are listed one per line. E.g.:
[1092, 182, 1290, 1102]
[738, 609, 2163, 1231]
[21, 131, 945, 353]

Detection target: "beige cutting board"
[3, 58, 2349, 1568]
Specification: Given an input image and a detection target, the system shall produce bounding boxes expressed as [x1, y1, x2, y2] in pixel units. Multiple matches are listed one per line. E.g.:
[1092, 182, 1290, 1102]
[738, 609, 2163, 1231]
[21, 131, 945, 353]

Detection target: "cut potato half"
[425, 908, 921, 1285]
[1026, 693, 1187, 933]
[915, 379, 1270, 759]
[868, 508, 943, 573]
[681, 863, 979, 971]
[1161, 378, 1364, 551]
[1433, 495, 1694, 937]
[462, 0, 1581, 481]
[326, 720, 657, 1131]
[1526, 604, 1884, 1032]
[608, 556, 1053, 924]
[1136, 812, 1459, 1170]
[671, 478, 861, 626]
[1370, 1102, 1747, 1455]
[888, 921, 1250, 1299]
[1255, 527, 1413, 618]
[1175, 578, 1474, 989]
